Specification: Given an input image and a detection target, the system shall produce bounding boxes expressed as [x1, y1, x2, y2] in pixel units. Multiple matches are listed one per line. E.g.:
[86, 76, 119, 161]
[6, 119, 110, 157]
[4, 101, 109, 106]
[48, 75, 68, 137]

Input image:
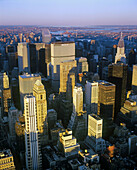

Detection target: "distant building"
[128, 135, 137, 155]
[51, 42, 75, 92]
[57, 129, 80, 158]
[19, 73, 41, 111]
[24, 95, 42, 170]
[42, 29, 51, 43]
[0, 149, 15, 170]
[115, 33, 126, 64]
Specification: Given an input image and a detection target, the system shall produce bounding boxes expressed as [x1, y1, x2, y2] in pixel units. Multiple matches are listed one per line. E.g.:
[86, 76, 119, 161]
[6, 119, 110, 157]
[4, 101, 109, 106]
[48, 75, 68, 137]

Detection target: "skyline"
[0, 0, 137, 26]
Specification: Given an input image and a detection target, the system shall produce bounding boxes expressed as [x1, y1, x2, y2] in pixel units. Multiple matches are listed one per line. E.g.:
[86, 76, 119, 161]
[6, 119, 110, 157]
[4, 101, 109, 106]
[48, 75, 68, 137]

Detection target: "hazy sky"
[0, 0, 137, 26]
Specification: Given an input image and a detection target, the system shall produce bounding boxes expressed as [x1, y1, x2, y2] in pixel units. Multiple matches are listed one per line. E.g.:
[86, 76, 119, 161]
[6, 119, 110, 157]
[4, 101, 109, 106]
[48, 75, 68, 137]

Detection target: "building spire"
[121, 32, 123, 39]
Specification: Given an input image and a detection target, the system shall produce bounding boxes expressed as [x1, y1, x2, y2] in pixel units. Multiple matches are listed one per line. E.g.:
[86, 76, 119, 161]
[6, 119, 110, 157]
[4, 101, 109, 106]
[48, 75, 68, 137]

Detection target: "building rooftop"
[0, 149, 12, 159]
[51, 41, 74, 45]
[91, 114, 102, 121]
[20, 73, 40, 79]
[98, 80, 115, 87]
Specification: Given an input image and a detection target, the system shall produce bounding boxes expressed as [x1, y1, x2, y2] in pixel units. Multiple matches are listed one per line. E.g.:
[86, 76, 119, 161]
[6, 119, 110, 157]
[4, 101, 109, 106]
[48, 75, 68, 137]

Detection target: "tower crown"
[118, 32, 124, 48]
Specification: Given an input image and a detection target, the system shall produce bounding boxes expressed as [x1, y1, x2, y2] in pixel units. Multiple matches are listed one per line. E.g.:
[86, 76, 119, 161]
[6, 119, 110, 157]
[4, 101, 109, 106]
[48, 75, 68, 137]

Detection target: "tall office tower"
[132, 65, 137, 94]
[85, 81, 98, 113]
[89, 59, 97, 73]
[73, 86, 83, 114]
[2, 73, 11, 114]
[29, 44, 37, 73]
[108, 63, 128, 117]
[117, 99, 137, 128]
[59, 60, 76, 94]
[42, 29, 51, 43]
[3, 72, 9, 89]
[112, 45, 117, 63]
[85, 114, 106, 153]
[51, 42, 75, 92]
[0, 149, 15, 170]
[24, 95, 42, 170]
[18, 42, 30, 73]
[8, 105, 18, 143]
[66, 72, 75, 102]
[77, 57, 88, 74]
[128, 48, 136, 67]
[33, 80, 48, 145]
[57, 129, 80, 158]
[99, 57, 109, 80]
[45, 44, 51, 64]
[38, 48, 47, 77]
[68, 111, 87, 142]
[115, 33, 126, 64]
[19, 73, 41, 111]
[98, 80, 115, 120]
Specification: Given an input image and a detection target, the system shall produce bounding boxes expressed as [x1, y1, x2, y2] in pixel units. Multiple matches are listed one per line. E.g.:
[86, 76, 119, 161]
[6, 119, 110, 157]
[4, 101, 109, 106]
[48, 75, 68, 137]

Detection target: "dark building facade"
[108, 63, 128, 119]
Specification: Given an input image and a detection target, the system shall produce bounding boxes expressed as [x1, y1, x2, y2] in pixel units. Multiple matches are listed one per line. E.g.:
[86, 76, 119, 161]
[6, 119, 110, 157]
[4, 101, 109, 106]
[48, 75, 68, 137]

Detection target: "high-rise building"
[128, 48, 136, 67]
[66, 71, 75, 102]
[77, 57, 88, 74]
[0, 149, 15, 170]
[8, 105, 18, 143]
[42, 29, 51, 43]
[19, 73, 41, 111]
[17, 42, 30, 73]
[132, 65, 137, 94]
[99, 57, 109, 80]
[57, 129, 80, 158]
[98, 80, 115, 120]
[29, 44, 37, 73]
[108, 63, 128, 117]
[2, 88, 11, 113]
[24, 95, 42, 170]
[51, 42, 75, 92]
[85, 81, 98, 113]
[85, 114, 106, 153]
[73, 86, 83, 114]
[33, 80, 48, 145]
[59, 60, 76, 94]
[115, 33, 126, 64]
[3, 72, 9, 89]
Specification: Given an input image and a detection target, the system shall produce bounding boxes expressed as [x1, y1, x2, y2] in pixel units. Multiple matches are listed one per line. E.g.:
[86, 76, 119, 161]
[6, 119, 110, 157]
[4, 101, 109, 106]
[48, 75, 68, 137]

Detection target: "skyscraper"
[77, 57, 88, 74]
[42, 29, 51, 43]
[59, 60, 76, 94]
[51, 42, 75, 92]
[33, 80, 48, 145]
[85, 81, 98, 113]
[24, 95, 42, 170]
[18, 42, 30, 73]
[98, 80, 115, 120]
[66, 71, 75, 102]
[19, 73, 41, 111]
[115, 33, 126, 64]
[132, 65, 137, 94]
[108, 63, 128, 117]
[85, 114, 106, 153]
[73, 85, 83, 114]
